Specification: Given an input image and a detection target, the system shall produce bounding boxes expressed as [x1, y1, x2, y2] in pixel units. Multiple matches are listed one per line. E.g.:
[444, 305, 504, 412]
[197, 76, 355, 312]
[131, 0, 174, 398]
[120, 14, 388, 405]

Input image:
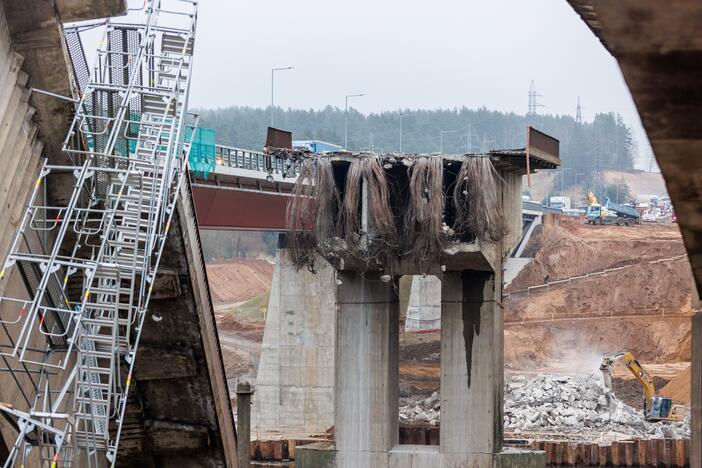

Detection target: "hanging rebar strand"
[341, 156, 396, 265]
[452, 156, 508, 243]
[403, 156, 445, 267]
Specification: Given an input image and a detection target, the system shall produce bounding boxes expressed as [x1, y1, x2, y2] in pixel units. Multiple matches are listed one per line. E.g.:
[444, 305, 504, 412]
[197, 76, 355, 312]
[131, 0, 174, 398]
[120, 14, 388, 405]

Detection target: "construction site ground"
[207, 218, 694, 441]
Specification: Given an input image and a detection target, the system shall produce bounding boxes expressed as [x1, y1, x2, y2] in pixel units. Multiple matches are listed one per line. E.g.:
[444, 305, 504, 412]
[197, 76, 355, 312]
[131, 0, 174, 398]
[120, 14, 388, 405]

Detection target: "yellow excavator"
[600, 352, 686, 422]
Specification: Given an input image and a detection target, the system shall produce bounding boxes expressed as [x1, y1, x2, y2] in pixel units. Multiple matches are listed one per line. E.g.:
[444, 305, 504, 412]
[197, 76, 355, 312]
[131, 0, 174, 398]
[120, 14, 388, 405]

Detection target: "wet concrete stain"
[461, 273, 482, 389]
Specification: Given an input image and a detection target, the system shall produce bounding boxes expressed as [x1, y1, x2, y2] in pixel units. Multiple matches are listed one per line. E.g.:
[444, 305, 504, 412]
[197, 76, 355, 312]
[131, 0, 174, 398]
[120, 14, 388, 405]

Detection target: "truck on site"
[586, 190, 640, 226]
[600, 352, 686, 422]
[549, 196, 571, 210]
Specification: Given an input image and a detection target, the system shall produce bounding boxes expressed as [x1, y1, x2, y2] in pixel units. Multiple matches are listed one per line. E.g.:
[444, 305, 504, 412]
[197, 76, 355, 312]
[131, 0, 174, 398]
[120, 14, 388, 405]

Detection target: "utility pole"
[345, 93, 364, 150]
[270, 66, 293, 127]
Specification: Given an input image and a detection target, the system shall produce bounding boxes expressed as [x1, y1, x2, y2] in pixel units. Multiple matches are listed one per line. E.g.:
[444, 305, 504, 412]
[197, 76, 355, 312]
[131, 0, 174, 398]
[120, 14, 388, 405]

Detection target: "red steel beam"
[192, 185, 288, 231]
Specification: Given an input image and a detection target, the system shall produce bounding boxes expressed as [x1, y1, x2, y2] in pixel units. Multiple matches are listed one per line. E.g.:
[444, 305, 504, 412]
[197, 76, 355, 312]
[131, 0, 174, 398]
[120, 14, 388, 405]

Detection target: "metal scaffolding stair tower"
[0, 1, 198, 466]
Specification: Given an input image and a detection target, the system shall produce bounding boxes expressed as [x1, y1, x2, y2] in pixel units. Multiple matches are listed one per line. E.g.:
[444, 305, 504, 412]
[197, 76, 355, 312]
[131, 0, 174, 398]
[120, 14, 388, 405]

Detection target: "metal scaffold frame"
[0, 0, 199, 466]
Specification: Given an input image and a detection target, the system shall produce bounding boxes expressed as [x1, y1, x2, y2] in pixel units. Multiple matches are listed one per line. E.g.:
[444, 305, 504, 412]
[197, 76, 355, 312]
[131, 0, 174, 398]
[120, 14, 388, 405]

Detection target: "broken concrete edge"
[177, 176, 238, 467]
[293, 443, 545, 468]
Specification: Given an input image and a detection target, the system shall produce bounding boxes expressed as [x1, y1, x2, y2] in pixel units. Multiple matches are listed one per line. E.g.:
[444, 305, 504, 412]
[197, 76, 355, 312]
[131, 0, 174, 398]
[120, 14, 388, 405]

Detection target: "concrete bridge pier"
[326, 267, 543, 468]
[404, 275, 441, 332]
[439, 270, 502, 466]
[334, 271, 399, 468]
[252, 238, 336, 437]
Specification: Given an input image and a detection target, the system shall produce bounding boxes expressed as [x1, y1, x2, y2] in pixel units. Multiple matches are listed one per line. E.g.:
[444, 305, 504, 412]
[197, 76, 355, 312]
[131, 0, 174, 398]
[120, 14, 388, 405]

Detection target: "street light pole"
[560, 168, 572, 195]
[345, 93, 364, 149]
[440, 130, 458, 154]
[270, 66, 293, 127]
[399, 112, 408, 152]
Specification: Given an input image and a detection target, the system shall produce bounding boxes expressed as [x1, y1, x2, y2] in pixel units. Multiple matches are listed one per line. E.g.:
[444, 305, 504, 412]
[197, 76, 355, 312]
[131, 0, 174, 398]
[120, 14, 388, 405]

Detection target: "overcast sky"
[95, 0, 655, 167]
[189, 0, 653, 167]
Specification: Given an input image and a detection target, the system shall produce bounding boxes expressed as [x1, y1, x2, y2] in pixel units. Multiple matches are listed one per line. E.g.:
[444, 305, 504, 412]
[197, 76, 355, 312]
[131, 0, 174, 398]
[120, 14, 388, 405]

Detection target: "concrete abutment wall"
[253, 247, 336, 436]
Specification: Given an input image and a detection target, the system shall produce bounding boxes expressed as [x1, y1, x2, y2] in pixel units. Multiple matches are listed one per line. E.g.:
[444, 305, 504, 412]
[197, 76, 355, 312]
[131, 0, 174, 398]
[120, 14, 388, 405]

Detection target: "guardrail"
[214, 144, 300, 178]
[504, 254, 688, 300]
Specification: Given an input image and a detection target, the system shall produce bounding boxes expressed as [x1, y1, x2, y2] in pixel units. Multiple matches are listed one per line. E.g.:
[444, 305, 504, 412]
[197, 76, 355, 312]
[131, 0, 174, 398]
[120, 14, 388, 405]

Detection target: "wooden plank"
[611, 441, 621, 466]
[635, 440, 647, 467]
[565, 442, 578, 465]
[582, 443, 592, 465]
[555, 441, 564, 465]
[661, 439, 672, 467]
[289, 440, 297, 460]
[428, 426, 440, 446]
[260, 440, 273, 461]
[648, 439, 658, 467]
[623, 441, 634, 466]
[546, 442, 557, 465]
[273, 440, 283, 460]
[598, 445, 608, 466]
[673, 439, 685, 467]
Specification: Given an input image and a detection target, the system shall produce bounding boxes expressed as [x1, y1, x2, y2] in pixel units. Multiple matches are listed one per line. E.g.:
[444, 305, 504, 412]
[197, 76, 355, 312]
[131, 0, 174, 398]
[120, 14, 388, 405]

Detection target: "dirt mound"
[611, 377, 670, 410]
[509, 218, 684, 291]
[659, 367, 691, 404]
[206, 259, 273, 304]
[506, 260, 692, 322]
[504, 316, 692, 370]
[504, 216, 692, 368]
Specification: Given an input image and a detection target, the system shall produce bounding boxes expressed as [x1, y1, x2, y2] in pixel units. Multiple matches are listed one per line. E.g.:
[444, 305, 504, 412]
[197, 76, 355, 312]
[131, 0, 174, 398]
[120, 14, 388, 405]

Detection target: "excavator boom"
[600, 352, 656, 418]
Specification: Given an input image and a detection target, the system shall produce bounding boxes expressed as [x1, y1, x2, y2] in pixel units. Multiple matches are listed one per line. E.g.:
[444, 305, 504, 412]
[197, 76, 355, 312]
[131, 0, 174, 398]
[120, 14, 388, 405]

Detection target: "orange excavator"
[600, 352, 686, 422]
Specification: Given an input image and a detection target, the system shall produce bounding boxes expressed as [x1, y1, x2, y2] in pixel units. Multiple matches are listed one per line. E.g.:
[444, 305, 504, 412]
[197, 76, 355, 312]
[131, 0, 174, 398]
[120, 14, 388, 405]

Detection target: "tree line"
[198, 105, 635, 193]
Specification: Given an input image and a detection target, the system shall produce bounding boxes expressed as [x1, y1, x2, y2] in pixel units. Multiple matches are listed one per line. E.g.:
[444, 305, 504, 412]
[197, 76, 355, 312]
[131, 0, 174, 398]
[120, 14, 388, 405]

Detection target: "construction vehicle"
[586, 190, 640, 226]
[600, 352, 686, 422]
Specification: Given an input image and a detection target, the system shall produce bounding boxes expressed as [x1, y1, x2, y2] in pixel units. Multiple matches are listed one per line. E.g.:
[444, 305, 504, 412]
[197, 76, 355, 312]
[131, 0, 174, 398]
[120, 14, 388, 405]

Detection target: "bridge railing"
[214, 144, 299, 179]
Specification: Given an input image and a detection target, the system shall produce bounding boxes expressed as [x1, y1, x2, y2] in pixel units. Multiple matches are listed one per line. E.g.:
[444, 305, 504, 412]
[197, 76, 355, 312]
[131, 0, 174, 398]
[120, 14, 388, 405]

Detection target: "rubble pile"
[399, 375, 690, 440]
[399, 391, 440, 425]
[505, 374, 689, 440]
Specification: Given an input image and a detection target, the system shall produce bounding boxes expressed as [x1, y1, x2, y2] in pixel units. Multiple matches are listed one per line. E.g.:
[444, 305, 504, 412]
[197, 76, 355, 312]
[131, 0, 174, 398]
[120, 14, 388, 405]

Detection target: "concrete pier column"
[440, 270, 503, 465]
[335, 272, 399, 468]
[405, 275, 441, 332]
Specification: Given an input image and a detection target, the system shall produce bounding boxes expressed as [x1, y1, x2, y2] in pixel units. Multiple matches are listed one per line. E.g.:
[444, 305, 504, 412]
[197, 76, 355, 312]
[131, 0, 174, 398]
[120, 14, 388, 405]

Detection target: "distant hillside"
[197, 106, 635, 192]
[604, 170, 667, 198]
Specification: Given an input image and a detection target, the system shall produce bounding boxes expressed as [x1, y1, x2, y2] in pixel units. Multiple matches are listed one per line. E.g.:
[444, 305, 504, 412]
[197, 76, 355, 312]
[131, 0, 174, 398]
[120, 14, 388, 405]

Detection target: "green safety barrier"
[185, 127, 216, 178]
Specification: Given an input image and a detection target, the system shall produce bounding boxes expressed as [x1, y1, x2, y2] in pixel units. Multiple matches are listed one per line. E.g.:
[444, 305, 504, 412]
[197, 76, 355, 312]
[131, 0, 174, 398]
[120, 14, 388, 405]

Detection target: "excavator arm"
[587, 190, 598, 207]
[600, 352, 656, 414]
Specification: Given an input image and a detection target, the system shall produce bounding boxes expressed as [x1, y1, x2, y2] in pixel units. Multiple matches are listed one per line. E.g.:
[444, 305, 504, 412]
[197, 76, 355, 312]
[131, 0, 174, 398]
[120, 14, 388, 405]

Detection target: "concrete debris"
[505, 374, 689, 441]
[399, 391, 440, 425]
[398, 374, 690, 441]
